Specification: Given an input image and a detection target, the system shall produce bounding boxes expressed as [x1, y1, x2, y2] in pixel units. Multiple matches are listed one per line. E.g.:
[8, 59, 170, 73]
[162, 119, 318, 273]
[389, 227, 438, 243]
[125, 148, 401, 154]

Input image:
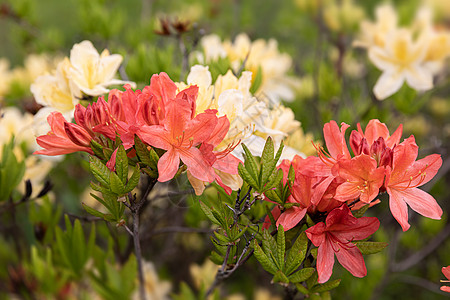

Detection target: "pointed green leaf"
[238, 163, 259, 189]
[90, 140, 105, 159]
[82, 203, 106, 219]
[276, 225, 286, 271]
[124, 165, 140, 193]
[288, 164, 295, 183]
[110, 172, 125, 195]
[288, 267, 315, 283]
[199, 201, 221, 226]
[285, 232, 308, 275]
[89, 156, 110, 186]
[253, 240, 277, 274]
[355, 241, 388, 255]
[264, 189, 283, 205]
[265, 168, 284, 190]
[241, 143, 260, 187]
[115, 144, 128, 184]
[310, 279, 341, 293]
[260, 137, 275, 184]
[295, 283, 310, 295]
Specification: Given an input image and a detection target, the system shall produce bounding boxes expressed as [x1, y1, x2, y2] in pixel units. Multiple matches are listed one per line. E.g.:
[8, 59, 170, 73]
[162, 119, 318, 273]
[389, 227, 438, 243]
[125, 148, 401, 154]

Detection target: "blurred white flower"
[132, 261, 171, 300]
[69, 40, 134, 96]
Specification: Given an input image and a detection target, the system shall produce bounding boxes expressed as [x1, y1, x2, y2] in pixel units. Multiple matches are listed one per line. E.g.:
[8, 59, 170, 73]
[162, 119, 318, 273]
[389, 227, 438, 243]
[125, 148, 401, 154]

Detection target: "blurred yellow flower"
[0, 59, 12, 101]
[323, 0, 365, 32]
[132, 261, 171, 300]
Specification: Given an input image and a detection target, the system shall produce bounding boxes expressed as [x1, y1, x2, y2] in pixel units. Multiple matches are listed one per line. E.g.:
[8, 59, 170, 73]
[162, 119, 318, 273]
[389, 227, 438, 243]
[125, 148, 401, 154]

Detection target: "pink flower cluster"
[266, 119, 443, 283]
[35, 73, 240, 190]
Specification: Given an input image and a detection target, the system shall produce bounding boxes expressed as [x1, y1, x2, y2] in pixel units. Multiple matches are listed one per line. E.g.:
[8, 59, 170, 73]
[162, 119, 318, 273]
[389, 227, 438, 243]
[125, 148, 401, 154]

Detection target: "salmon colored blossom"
[385, 136, 443, 231]
[305, 205, 380, 283]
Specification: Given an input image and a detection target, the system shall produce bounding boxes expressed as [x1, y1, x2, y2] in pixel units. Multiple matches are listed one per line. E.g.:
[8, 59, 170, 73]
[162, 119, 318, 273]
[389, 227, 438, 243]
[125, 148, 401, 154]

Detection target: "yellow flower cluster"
[355, 4, 450, 100]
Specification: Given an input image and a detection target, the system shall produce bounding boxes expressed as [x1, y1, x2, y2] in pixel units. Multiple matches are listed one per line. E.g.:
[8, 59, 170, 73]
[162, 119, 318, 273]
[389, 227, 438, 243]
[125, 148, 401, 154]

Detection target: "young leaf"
[355, 241, 388, 255]
[90, 156, 110, 186]
[124, 165, 141, 193]
[241, 143, 260, 187]
[115, 145, 128, 184]
[276, 225, 286, 271]
[310, 279, 341, 293]
[260, 137, 275, 184]
[288, 267, 315, 283]
[110, 172, 125, 195]
[285, 232, 308, 275]
[253, 241, 277, 275]
[238, 163, 259, 189]
[265, 168, 284, 190]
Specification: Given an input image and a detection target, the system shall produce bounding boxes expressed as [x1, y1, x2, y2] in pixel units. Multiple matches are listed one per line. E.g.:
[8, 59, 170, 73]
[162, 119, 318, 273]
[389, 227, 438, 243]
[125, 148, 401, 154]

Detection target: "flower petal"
[157, 147, 180, 182]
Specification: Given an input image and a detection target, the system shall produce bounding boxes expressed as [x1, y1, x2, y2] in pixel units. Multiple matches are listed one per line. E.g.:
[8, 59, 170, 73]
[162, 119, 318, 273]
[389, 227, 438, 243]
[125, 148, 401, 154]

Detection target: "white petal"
[373, 71, 405, 100]
[405, 65, 433, 91]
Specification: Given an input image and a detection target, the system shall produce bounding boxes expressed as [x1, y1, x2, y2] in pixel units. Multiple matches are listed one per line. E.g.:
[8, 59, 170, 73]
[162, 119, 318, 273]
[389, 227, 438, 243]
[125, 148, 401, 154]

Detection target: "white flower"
[68, 40, 135, 96]
[369, 29, 432, 100]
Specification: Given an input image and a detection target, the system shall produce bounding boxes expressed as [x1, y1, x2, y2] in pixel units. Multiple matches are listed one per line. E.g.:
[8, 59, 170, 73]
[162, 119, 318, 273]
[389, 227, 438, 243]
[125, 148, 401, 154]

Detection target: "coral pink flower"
[139, 93, 218, 183]
[441, 266, 450, 293]
[35, 112, 94, 156]
[305, 205, 380, 283]
[385, 136, 443, 231]
[334, 154, 385, 203]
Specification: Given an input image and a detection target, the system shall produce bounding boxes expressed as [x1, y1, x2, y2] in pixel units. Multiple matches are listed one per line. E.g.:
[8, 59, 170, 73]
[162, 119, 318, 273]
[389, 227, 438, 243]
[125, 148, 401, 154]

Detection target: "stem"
[132, 205, 147, 300]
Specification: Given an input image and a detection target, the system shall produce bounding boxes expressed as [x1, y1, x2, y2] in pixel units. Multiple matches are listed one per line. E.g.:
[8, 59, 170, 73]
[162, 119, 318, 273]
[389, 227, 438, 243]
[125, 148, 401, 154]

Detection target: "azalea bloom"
[369, 28, 432, 100]
[441, 266, 450, 293]
[139, 92, 219, 183]
[384, 136, 443, 231]
[334, 154, 385, 203]
[68, 40, 134, 96]
[35, 112, 94, 156]
[305, 205, 380, 283]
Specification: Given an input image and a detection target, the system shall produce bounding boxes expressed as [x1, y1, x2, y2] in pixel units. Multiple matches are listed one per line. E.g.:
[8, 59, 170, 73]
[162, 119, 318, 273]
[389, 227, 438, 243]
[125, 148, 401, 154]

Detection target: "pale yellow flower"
[68, 40, 134, 96]
[353, 4, 398, 49]
[190, 259, 219, 290]
[323, 0, 365, 32]
[198, 34, 299, 103]
[31, 58, 81, 114]
[369, 28, 432, 100]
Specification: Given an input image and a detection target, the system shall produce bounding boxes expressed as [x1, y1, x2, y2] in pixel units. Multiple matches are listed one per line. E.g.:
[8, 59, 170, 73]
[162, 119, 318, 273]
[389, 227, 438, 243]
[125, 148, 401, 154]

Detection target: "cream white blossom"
[196, 33, 300, 103]
[68, 40, 134, 96]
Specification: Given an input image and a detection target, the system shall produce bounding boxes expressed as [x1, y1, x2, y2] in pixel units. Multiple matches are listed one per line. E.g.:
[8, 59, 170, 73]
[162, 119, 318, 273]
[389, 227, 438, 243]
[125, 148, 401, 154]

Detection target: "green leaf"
[90, 140, 105, 159]
[110, 172, 125, 195]
[285, 232, 308, 275]
[288, 267, 315, 283]
[276, 225, 286, 271]
[264, 205, 277, 228]
[199, 201, 221, 226]
[295, 283, 310, 295]
[264, 189, 283, 205]
[241, 143, 260, 187]
[124, 165, 141, 193]
[238, 163, 259, 189]
[310, 279, 341, 293]
[355, 241, 388, 255]
[115, 145, 128, 184]
[260, 137, 275, 184]
[134, 135, 158, 170]
[253, 241, 277, 274]
[272, 270, 289, 284]
[352, 204, 370, 218]
[265, 168, 284, 190]
[90, 156, 110, 186]
[82, 203, 106, 219]
[250, 65, 263, 94]
[288, 164, 295, 183]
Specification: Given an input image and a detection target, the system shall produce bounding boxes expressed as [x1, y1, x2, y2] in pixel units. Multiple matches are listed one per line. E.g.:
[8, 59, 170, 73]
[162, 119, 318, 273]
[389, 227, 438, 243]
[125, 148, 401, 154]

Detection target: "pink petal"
[443, 266, 450, 280]
[323, 121, 351, 160]
[387, 187, 410, 231]
[138, 125, 171, 150]
[364, 119, 390, 145]
[276, 207, 307, 231]
[179, 147, 215, 182]
[386, 124, 403, 148]
[335, 244, 367, 278]
[317, 239, 336, 283]
[157, 147, 180, 182]
[396, 187, 443, 220]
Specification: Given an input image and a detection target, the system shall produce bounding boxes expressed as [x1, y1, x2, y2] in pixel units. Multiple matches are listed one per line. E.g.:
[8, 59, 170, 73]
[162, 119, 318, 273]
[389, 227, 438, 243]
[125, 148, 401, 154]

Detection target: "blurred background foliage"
[0, 0, 449, 299]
